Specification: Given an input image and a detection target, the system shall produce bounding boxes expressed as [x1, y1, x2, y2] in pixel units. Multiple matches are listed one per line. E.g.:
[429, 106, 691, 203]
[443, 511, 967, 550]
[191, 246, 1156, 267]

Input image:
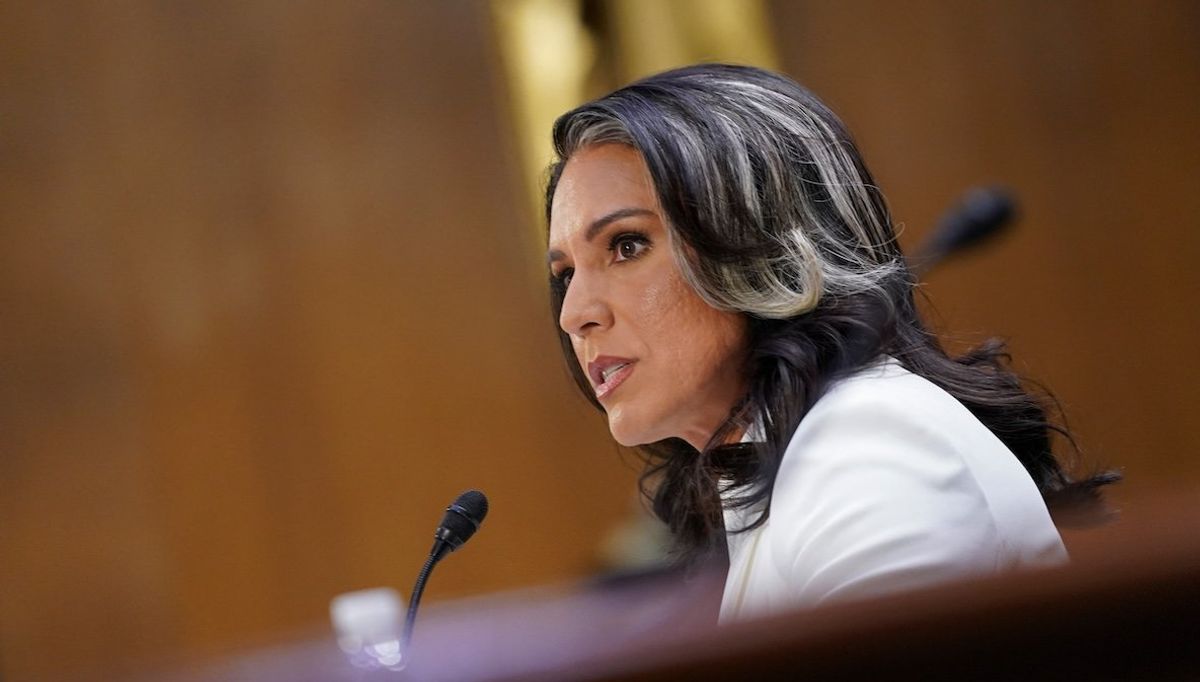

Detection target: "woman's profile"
[542, 64, 1116, 621]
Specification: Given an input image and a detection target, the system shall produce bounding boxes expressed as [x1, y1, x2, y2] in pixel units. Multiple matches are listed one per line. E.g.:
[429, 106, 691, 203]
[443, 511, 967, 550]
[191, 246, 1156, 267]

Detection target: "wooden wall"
[769, 0, 1200, 504]
[0, 2, 634, 680]
[2, 1, 1198, 680]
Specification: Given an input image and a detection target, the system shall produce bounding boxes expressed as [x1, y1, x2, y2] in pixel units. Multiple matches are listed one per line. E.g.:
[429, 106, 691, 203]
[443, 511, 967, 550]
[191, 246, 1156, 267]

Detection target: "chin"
[605, 406, 664, 447]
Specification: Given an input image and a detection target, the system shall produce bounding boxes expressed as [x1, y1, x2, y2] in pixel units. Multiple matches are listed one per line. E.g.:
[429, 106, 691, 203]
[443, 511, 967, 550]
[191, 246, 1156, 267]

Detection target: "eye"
[610, 232, 650, 262]
[551, 267, 574, 293]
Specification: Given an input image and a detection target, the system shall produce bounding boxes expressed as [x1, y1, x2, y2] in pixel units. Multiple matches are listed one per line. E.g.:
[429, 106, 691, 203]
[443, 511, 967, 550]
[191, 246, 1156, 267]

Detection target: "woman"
[543, 64, 1115, 622]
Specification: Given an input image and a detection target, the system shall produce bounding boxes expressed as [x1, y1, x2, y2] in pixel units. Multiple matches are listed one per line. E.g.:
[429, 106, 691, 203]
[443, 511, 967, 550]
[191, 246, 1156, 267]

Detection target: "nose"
[558, 268, 612, 337]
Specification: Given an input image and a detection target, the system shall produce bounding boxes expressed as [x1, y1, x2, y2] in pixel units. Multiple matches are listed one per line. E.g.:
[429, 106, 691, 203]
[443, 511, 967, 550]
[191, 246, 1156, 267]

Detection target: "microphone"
[435, 489, 489, 553]
[401, 489, 489, 657]
[911, 186, 1017, 276]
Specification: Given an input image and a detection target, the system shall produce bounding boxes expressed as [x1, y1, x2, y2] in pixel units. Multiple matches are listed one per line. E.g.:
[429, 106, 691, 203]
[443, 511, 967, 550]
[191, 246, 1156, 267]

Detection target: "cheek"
[629, 272, 682, 362]
[634, 269, 744, 375]
[570, 336, 587, 372]
[631, 274, 675, 338]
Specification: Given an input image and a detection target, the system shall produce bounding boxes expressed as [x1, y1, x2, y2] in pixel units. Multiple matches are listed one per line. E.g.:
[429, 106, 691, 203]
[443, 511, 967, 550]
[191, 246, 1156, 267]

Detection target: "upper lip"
[587, 356, 636, 387]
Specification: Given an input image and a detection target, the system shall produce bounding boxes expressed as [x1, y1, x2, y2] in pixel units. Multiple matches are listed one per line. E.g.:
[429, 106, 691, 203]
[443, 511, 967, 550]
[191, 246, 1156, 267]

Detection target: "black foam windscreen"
[438, 490, 488, 549]
[929, 187, 1015, 255]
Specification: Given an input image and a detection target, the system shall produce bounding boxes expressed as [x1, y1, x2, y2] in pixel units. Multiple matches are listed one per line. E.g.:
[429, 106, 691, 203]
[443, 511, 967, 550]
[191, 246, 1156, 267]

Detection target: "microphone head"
[436, 490, 489, 551]
[912, 186, 1018, 276]
[936, 186, 1016, 252]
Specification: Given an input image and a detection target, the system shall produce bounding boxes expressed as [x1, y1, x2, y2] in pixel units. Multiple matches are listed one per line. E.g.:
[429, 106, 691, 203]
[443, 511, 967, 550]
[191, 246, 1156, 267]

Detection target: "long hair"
[544, 64, 1117, 562]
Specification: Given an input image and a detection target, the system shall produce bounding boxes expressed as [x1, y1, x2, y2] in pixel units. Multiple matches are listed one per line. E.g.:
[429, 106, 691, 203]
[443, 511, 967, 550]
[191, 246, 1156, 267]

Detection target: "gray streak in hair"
[553, 66, 901, 320]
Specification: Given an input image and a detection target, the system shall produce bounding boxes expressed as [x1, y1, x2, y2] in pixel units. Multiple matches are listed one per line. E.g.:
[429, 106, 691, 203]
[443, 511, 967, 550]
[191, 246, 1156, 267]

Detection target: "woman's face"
[547, 144, 749, 450]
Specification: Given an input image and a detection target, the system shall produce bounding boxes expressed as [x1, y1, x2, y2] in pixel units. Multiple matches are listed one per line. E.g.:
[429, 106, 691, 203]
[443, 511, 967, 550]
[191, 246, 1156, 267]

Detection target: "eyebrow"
[546, 207, 656, 265]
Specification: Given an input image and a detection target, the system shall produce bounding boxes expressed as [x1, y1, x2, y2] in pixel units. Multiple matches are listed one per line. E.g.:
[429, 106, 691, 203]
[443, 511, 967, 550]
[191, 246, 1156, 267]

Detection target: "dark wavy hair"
[543, 64, 1117, 562]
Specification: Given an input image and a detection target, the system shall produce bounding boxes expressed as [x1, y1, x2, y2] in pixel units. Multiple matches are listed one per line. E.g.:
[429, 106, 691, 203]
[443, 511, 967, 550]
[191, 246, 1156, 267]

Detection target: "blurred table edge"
[135, 489, 1200, 681]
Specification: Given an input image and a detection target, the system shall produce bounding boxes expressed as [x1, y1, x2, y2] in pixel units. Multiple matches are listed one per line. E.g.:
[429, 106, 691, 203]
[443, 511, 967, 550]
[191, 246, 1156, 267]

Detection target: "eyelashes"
[550, 268, 573, 296]
[550, 231, 652, 295]
[610, 231, 651, 262]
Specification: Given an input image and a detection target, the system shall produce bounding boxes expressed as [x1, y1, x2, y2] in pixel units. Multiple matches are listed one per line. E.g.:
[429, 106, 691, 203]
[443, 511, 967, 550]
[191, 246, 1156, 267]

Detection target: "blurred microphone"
[911, 186, 1017, 276]
[401, 489, 489, 658]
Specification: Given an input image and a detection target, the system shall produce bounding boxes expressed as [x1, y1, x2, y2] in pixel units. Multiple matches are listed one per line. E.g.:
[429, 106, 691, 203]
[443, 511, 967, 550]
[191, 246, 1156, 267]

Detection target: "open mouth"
[600, 362, 630, 383]
[588, 357, 637, 400]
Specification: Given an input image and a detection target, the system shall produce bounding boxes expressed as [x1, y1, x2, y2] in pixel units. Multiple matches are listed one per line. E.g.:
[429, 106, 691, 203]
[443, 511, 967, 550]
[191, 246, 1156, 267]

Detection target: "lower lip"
[595, 363, 635, 401]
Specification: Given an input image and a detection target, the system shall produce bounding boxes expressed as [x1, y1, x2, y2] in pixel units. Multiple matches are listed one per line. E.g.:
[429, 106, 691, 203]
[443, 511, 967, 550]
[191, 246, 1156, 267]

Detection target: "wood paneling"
[769, 0, 1200, 503]
[3, 2, 1198, 679]
[0, 2, 634, 680]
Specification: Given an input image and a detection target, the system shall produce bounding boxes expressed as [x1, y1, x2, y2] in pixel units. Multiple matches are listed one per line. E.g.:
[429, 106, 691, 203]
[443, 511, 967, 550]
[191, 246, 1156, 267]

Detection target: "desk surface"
[145, 489, 1200, 682]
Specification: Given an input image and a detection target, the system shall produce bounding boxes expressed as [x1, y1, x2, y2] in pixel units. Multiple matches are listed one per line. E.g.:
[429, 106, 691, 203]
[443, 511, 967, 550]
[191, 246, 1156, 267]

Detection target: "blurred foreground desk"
[154, 495, 1200, 681]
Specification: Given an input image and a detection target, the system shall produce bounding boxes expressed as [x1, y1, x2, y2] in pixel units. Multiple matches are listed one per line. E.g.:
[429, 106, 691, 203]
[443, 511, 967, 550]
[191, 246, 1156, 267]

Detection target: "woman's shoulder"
[809, 356, 970, 428]
[778, 355, 1037, 501]
[763, 355, 1066, 605]
[775, 356, 991, 504]
[725, 357, 1066, 617]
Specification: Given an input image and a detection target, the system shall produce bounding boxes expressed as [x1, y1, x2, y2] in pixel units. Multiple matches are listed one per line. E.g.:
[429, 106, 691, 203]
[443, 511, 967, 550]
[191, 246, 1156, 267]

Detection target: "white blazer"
[719, 357, 1067, 622]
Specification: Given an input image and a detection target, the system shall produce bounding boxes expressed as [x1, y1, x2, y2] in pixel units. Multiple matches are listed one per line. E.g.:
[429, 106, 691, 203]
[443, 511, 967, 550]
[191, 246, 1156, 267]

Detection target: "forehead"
[548, 144, 659, 248]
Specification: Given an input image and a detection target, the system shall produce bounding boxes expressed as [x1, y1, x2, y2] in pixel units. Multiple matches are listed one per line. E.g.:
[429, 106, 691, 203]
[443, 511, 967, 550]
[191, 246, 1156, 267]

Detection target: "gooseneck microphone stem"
[401, 540, 449, 652]
[399, 490, 488, 664]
